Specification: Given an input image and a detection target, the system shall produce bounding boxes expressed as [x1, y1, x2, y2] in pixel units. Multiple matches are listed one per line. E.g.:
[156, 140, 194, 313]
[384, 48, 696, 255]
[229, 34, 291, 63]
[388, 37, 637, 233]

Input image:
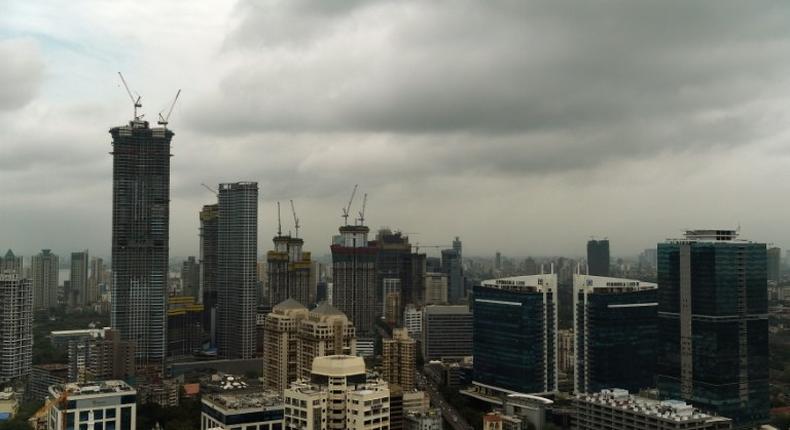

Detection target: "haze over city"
[2, 1, 790, 257]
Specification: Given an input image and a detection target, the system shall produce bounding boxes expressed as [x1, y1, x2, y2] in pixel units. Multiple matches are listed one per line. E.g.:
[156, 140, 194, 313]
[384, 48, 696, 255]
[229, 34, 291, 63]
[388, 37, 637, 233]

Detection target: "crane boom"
[342, 184, 358, 225]
[290, 200, 300, 238]
[201, 183, 218, 196]
[117, 72, 142, 120]
[158, 89, 181, 127]
[357, 193, 367, 226]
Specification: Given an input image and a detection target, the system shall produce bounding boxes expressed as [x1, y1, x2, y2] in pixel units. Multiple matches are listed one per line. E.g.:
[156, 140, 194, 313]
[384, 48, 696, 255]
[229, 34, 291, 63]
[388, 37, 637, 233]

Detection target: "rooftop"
[423, 305, 471, 315]
[50, 380, 135, 398]
[203, 390, 282, 412]
[577, 389, 731, 423]
[574, 274, 657, 293]
[480, 274, 557, 292]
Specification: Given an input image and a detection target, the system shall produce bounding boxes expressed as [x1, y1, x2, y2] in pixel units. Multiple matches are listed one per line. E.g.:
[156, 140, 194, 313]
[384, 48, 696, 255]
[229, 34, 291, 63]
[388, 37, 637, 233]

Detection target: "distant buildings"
[403, 304, 423, 339]
[575, 389, 732, 430]
[110, 118, 172, 364]
[0, 271, 33, 384]
[574, 274, 658, 394]
[48, 381, 137, 430]
[199, 203, 219, 344]
[0, 250, 23, 275]
[332, 224, 378, 335]
[471, 274, 558, 399]
[298, 302, 357, 380]
[167, 296, 204, 358]
[586, 239, 610, 276]
[656, 230, 769, 428]
[267, 233, 312, 307]
[217, 182, 259, 359]
[201, 390, 284, 430]
[31, 249, 58, 310]
[382, 328, 416, 391]
[422, 305, 472, 361]
[374, 230, 425, 320]
[69, 250, 89, 307]
[284, 355, 390, 430]
[441, 248, 463, 304]
[181, 256, 200, 300]
[87, 256, 105, 306]
[768, 246, 781, 283]
[424, 273, 448, 305]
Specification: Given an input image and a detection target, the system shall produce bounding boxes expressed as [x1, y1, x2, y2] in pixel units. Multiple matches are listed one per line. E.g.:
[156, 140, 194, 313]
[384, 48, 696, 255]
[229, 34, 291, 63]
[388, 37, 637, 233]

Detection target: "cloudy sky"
[2, 0, 790, 260]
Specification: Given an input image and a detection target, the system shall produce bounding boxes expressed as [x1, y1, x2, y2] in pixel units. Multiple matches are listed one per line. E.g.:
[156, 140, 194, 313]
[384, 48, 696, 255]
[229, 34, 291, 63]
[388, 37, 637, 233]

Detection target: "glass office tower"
[657, 230, 768, 428]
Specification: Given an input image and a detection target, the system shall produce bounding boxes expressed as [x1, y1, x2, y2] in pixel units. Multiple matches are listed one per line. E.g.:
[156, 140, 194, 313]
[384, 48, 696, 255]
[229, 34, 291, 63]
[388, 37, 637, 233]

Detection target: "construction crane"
[290, 200, 301, 238]
[357, 193, 367, 226]
[29, 388, 70, 430]
[201, 183, 218, 196]
[117, 72, 142, 121]
[276, 202, 282, 236]
[158, 89, 181, 127]
[342, 184, 358, 226]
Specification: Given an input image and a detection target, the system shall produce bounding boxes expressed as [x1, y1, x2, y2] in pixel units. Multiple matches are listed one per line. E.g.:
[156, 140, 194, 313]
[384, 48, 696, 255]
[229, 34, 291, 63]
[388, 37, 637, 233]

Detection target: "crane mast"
[342, 184, 358, 226]
[290, 200, 300, 238]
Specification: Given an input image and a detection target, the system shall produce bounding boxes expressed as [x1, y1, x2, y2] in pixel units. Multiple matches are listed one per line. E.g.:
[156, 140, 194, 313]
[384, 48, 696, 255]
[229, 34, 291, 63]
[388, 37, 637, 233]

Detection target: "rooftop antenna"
[290, 200, 300, 238]
[277, 202, 282, 236]
[158, 89, 181, 128]
[357, 193, 367, 226]
[200, 183, 217, 196]
[342, 184, 358, 226]
[117, 72, 142, 121]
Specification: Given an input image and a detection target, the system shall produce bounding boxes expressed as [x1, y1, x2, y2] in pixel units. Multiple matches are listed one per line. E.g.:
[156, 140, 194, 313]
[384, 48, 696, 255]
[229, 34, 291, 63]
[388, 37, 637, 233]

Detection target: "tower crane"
[158, 89, 181, 128]
[277, 201, 282, 236]
[201, 183, 218, 196]
[290, 200, 301, 238]
[357, 193, 367, 226]
[342, 184, 358, 226]
[117, 72, 142, 121]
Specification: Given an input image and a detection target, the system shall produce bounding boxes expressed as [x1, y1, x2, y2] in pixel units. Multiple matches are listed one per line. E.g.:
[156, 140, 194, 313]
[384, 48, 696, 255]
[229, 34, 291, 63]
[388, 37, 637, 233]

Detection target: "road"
[417, 371, 474, 430]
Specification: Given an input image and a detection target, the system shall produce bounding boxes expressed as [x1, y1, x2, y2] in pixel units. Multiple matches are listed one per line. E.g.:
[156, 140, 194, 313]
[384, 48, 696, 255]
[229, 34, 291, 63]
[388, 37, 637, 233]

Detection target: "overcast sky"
[2, 0, 790, 260]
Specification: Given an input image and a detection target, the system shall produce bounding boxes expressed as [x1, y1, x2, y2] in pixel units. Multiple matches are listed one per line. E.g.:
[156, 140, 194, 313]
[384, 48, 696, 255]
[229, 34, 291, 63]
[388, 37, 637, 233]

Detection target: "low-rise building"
[201, 390, 284, 430]
[28, 364, 69, 403]
[47, 380, 137, 430]
[0, 389, 18, 422]
[405, 409, 442, 430]
[575, 389, 732, 430]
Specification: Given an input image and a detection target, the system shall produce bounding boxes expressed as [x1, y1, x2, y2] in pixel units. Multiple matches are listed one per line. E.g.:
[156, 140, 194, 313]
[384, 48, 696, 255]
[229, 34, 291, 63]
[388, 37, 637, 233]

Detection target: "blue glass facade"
[656, 239, 769, 428]
[472, 283, 556, 394]
[575, 287, 657, 394]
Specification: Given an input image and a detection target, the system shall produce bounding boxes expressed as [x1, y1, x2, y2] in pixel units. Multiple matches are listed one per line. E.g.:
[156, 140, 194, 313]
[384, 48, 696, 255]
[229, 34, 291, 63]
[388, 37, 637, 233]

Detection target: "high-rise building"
[382, 278, 402, 325]
[180, 256, 200, 300]
[423, 273, 448, 304]
[87, 257, 105, 306]
[441, 249, 463, 304]
[374, 230, 425, 318]
[573, 274, 658, 394]
[47, 381, 137, 430]
[382, 328, 416, 391]
[69, 250, 89, 307]
[403, 304, 423, 339]
[267, 234, 312, 307]
[656, 230, 769, 428]
[0, 271, 33, 384]
[31, 249, 58, 310]
[471, 274, 558, 400]
[262, 298, 310, 392]
[166, 296, 204, 358]
[110, 118, 172, 364]
[217, 182, 259, 359]
[298, 302, 357, 380]
[586, 239, 610, 276]
[199, 203, 219, 344]
[332, 224, 378, 335]
[767, 246, 781, 283]
[67, 328, 135, 383]
[422, 305, 472, 361]
[284, 355, 390, 430]
[0, 250, 23, 275]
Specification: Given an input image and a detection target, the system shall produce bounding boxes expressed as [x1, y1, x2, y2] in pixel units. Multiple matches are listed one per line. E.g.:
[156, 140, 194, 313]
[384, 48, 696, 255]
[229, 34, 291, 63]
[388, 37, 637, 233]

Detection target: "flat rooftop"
[577, 389, 731, 423]
[203, 390, 282, 412]
[50, 380, 135, 397]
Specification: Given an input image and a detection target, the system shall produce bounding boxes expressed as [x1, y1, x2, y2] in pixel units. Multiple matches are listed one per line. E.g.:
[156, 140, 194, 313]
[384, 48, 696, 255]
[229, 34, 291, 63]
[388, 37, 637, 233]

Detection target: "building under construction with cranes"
[267, 201, 313, 307]
[331, 186, 379, 335]
[110, 74, 179, 366]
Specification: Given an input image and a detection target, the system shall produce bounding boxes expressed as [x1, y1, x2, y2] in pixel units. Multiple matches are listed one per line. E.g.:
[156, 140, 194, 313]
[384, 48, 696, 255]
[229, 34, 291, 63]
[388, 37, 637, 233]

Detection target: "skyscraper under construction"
[110, 116, 172, 364]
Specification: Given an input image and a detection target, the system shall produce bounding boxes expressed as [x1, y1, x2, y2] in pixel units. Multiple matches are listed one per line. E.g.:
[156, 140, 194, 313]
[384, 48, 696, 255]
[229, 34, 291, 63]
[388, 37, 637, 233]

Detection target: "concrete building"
[28, 364, 68, 403]
[262, 299, 310, 392]
[471, 274, 558, 399]
[441, 249, 463, 304]
[31, 249, 58, 310]
[87, 257, 105, 306]
[332, 223, 378, 336]
[403, 304, 422, 339]
[574, 274, 658, 394]
[0, 271, 32, 384]
[575, 389, 732, 430]
[405, 409, 443, 430]
[424, 273, 448, 305]
[217, 182, 259, 359]
[67, 328, 135, 383]
[47, 381, 137, 430]
[768, 246, 781, 283]
[657, 230, 769, 428]
[200, 203, 219, 344]
[0, 250, 23, 275]
[69, 250, 89, 307]
[557, 330, 574, 374]
[110, 117, 172, 365]
[201, 390, 284, 430]
[382, 277, 402, 325]
[374, 230, 425, 320]
[298, 302, 357, 380]
[167, 295, 205, 358]
[586, 239, 610, 276]
[422, 305, 472, 361]
[382, 328, 416, 391]
[284, 355, 390, 430]
[181, 256, 200, 300]
[267, 233, 313, 308]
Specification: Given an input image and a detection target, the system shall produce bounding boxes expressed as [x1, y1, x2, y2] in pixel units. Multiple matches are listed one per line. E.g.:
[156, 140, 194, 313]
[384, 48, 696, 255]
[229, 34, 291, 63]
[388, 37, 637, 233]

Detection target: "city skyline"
[3, 2, 790, 257]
